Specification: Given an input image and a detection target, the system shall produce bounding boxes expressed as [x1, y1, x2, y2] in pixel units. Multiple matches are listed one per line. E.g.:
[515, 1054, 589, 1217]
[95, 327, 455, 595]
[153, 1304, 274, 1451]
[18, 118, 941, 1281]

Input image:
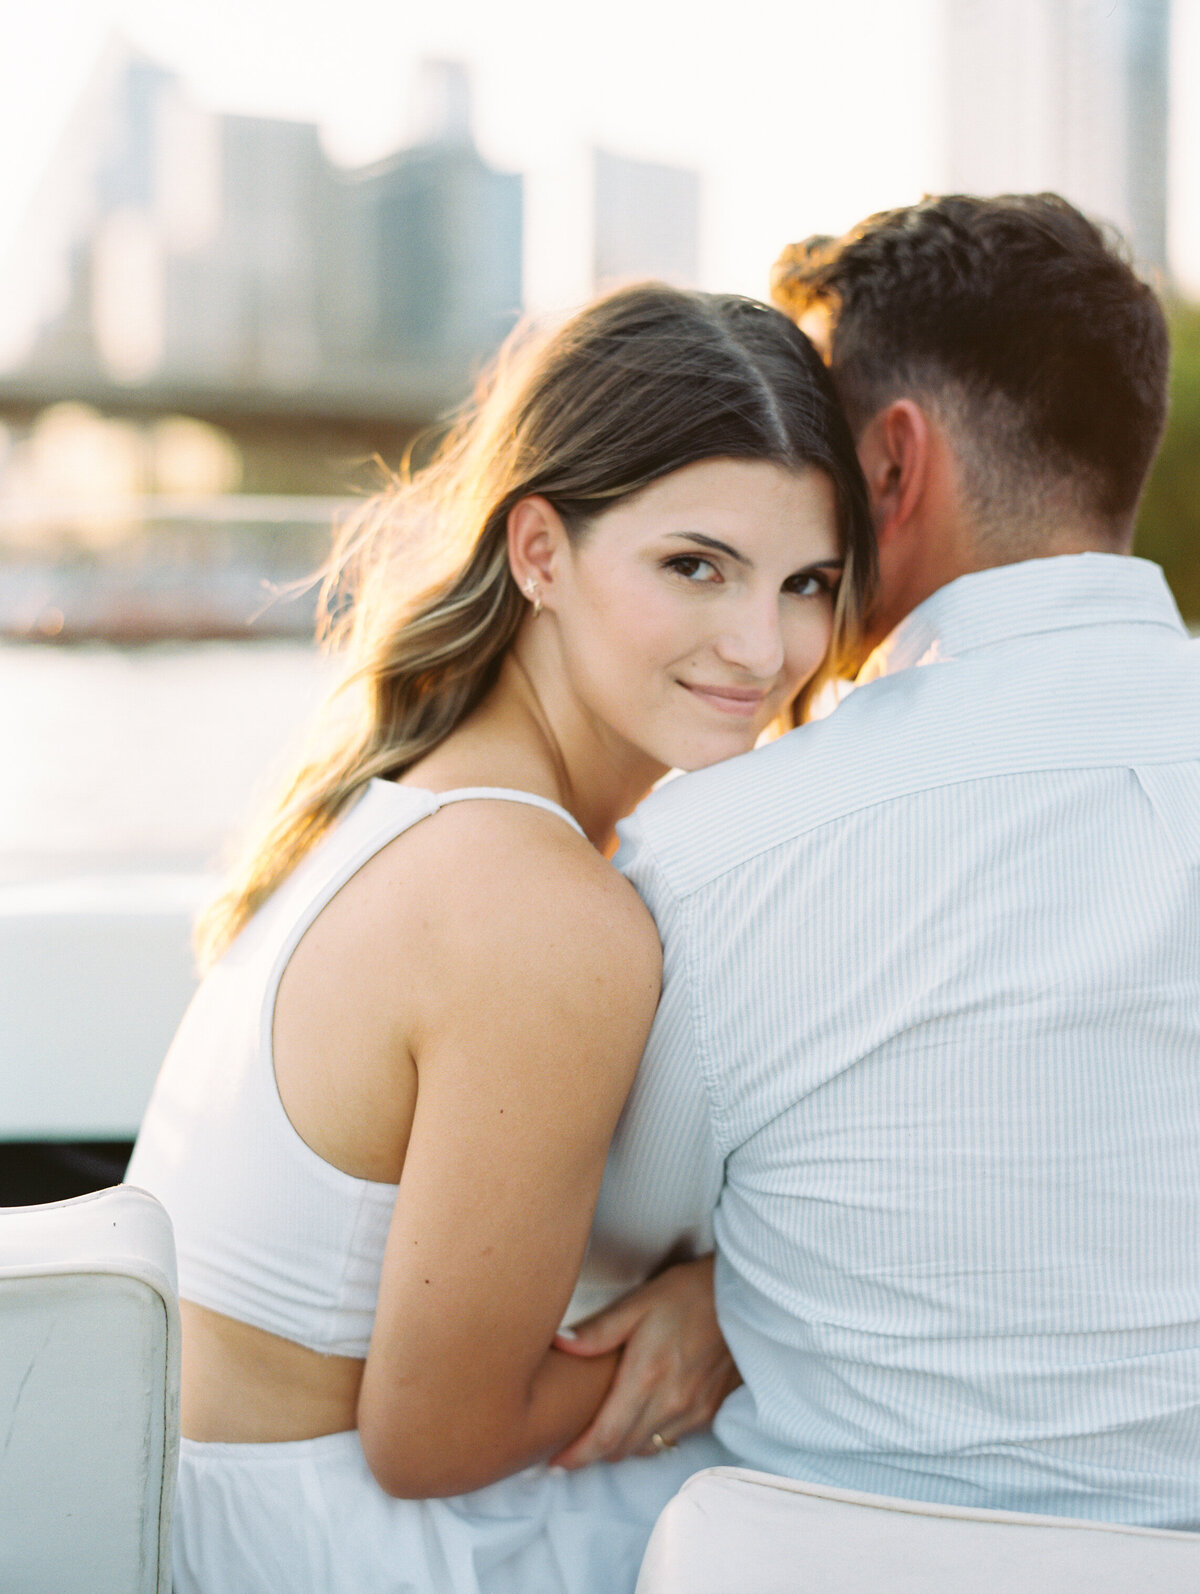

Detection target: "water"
[0, 640, 336, 885]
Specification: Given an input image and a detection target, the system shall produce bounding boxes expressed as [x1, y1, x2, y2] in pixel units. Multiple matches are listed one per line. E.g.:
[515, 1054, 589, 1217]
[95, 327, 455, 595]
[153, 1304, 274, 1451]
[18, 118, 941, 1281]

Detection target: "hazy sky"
[1, 0, 1197, 304]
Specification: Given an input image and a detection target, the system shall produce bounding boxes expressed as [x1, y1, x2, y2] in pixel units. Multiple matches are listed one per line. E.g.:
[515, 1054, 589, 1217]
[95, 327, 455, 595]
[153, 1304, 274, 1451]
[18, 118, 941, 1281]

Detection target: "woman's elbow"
[357, 1402, 520, 1500]
[363, 1445, 494, 1501]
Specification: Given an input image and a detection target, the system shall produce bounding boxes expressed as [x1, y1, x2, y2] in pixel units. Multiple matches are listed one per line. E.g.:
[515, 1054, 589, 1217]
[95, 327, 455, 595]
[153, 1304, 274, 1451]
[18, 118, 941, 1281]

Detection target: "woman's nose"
[713, 598, 786, 679]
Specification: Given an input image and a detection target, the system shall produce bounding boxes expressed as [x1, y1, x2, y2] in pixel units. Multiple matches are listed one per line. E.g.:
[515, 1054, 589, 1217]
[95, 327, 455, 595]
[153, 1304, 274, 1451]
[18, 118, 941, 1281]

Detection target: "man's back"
[615, 553, 1200, 1527]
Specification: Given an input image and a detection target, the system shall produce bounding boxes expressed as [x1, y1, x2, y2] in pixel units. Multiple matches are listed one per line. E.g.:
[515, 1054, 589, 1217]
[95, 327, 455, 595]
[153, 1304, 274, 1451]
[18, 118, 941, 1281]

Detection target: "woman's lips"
[679, 682, 770, 716]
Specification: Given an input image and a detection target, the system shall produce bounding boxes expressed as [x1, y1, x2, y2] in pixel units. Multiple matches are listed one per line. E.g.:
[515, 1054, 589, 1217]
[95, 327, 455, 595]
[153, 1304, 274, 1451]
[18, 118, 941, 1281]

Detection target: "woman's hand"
[548, 1255, 741, 1469]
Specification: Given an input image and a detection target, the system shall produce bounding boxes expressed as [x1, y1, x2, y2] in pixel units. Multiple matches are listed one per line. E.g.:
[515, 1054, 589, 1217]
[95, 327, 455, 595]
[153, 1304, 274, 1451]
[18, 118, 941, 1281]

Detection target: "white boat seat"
[0, 1185, 181, 1594]
[0, 874, 203, 1140]
[635, 1465, 1200, 1593]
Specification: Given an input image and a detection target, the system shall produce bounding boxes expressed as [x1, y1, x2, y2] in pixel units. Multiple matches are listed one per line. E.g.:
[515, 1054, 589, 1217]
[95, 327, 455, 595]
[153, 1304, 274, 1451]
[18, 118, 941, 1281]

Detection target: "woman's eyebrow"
[665, 531, 749, 565]
[665, 537, 846, 577]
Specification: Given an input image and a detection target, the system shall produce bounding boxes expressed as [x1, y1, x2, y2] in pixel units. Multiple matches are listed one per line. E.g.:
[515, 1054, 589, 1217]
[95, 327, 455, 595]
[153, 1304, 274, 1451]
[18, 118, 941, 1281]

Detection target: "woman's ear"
[855, 399, 931, 548]
[507, 496, 570, 613]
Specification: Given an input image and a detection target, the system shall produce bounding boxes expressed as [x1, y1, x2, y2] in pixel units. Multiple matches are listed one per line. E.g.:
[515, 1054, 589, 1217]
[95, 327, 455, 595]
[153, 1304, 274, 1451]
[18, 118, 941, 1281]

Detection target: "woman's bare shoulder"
[389, 797, 661, 978]
[357, 800, 663, 1130]
[281, 794, 661, 1051]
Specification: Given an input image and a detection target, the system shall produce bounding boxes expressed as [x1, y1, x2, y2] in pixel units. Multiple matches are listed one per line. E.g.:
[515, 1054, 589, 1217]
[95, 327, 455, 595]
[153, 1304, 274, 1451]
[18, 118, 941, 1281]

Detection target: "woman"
[128, 283, 874, 1594]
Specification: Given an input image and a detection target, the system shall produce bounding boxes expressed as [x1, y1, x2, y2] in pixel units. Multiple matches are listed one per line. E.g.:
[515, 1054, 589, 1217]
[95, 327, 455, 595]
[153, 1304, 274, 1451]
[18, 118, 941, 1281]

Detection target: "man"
[610, 193, 1200, 1526]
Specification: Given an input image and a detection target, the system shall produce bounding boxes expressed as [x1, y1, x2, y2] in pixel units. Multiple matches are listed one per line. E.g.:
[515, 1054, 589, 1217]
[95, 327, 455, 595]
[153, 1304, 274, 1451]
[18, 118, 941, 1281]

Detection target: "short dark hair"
[771, 193, 1170, 538]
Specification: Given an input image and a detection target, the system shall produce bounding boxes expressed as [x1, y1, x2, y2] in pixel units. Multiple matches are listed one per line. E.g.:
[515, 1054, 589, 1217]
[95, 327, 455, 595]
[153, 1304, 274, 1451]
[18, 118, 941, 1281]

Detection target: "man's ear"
[507, 496, 570, 611]
[855, 400, 932, 546]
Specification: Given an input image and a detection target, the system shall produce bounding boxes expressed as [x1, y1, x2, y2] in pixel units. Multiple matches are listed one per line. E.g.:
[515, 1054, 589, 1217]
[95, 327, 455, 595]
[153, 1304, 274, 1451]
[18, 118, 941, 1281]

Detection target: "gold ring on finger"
[651, 1432, 676, 1453]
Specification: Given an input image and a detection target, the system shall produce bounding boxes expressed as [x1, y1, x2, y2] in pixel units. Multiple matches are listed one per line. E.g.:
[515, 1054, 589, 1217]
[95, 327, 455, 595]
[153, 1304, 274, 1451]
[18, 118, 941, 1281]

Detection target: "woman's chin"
[669, 731, 766, 774]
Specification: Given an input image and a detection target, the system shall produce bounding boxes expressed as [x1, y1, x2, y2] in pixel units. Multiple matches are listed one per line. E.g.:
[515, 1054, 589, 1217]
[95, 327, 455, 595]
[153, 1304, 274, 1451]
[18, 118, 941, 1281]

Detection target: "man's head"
[772, 193, 1170, 648]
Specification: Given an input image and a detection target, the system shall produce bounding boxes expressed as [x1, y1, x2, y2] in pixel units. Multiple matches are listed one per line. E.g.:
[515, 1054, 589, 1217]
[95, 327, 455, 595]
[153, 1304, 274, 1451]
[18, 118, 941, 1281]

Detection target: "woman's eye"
[786, 571, 836, 599]
[666, 555, 720, 582]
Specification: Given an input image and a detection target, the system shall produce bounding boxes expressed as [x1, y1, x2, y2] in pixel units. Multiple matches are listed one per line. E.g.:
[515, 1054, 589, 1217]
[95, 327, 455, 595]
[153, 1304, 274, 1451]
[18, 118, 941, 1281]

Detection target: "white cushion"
[0, 1185, 180, 1594]
[636, 1466, 1200, 1593]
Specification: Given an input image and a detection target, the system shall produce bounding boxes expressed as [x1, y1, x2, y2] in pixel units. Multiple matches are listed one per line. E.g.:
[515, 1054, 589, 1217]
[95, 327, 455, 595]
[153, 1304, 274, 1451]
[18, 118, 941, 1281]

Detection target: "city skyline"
[0, 44, 707, 565]
[0, 48, 526, 410]
[4, 0, 1197, 313]
[0, 44, 709, 411]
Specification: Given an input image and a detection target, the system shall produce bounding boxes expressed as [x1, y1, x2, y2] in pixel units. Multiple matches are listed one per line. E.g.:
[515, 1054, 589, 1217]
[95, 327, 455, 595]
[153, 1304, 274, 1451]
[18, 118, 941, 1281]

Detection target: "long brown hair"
[196, 283, 875, 964]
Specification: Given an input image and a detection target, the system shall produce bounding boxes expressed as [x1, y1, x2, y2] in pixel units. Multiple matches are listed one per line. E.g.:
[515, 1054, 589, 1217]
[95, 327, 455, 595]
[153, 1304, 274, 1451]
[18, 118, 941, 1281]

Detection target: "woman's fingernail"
[556, 1326, 578, 1340]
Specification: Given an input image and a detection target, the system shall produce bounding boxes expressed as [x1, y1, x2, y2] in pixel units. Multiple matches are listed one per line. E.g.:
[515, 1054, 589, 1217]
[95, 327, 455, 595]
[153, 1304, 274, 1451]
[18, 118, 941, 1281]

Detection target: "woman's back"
[131, 784, 581, 1351]
[129, 778, 668, 1433]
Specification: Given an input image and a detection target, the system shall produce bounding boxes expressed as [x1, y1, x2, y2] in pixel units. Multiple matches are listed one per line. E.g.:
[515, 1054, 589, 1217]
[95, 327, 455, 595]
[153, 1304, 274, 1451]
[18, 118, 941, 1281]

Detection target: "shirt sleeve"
[614, 801, 705, 1099]
[612, 804, 672, 934]
[608, 806, 723, 1241]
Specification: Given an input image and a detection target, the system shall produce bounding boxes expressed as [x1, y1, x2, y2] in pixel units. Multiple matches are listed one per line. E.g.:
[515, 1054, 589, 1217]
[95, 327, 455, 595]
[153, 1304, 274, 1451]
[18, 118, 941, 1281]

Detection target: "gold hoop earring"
[523, 578, 543, 618]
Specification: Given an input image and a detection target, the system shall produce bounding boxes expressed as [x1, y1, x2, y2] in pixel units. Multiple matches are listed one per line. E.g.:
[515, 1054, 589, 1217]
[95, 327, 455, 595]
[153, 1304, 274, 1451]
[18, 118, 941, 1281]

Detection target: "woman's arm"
[356, 804, 663, 1498]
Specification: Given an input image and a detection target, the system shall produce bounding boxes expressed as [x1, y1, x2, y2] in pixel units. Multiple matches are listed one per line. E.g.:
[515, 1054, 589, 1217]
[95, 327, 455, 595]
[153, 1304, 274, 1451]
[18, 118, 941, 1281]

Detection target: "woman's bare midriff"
[180, 1300, 364, 1442]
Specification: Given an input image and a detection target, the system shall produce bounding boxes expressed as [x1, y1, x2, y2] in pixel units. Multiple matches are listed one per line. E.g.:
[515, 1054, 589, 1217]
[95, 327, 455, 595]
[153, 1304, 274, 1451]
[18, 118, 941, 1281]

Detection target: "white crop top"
[129, 778, 719, 1356]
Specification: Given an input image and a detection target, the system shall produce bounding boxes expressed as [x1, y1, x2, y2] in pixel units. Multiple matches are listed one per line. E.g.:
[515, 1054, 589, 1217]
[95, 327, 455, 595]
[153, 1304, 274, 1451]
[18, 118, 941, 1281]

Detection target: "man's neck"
[862, 524, 1131, 658]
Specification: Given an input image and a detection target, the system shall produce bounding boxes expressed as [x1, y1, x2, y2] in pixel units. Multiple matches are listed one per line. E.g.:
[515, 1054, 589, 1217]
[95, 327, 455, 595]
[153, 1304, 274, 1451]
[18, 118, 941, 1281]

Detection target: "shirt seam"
[657, 754, 1200, 903]
[1132, 765, 1200, 875]
[636, 841, 733, 1161]
[678, 885, 735, 1156]
[878, 611, 1186, 675]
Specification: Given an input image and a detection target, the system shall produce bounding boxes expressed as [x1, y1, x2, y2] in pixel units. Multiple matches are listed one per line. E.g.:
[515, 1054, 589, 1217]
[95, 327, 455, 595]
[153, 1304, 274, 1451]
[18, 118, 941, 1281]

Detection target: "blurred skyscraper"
[0, 45, 523, 415]
[339, 63, 522, 380]
[944, 0, 1170, 275]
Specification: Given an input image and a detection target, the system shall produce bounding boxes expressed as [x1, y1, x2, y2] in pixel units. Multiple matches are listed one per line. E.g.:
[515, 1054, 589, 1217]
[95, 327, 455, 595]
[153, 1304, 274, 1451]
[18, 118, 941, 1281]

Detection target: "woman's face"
[547, 457, 843, 774]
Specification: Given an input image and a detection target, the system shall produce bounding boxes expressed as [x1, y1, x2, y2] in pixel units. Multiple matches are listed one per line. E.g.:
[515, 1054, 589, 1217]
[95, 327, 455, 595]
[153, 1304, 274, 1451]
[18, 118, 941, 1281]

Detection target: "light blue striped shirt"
[614, 554, 1200, 1528]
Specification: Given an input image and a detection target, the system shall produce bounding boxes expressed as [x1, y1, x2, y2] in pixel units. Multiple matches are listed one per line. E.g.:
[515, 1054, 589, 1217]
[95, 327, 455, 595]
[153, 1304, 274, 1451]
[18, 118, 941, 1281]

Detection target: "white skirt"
[172, 1427, 732, 1594]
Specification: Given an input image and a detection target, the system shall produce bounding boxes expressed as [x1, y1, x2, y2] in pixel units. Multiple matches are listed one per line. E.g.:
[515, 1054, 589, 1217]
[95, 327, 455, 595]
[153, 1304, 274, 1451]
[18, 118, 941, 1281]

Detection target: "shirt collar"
[856, 554, 1187, 686]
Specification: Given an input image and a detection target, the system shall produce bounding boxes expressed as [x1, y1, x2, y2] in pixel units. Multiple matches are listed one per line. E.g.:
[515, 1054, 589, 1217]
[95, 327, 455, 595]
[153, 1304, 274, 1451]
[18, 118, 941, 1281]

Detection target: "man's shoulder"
[621, 668, 933, 898]
[621, 622, 1200, 902]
